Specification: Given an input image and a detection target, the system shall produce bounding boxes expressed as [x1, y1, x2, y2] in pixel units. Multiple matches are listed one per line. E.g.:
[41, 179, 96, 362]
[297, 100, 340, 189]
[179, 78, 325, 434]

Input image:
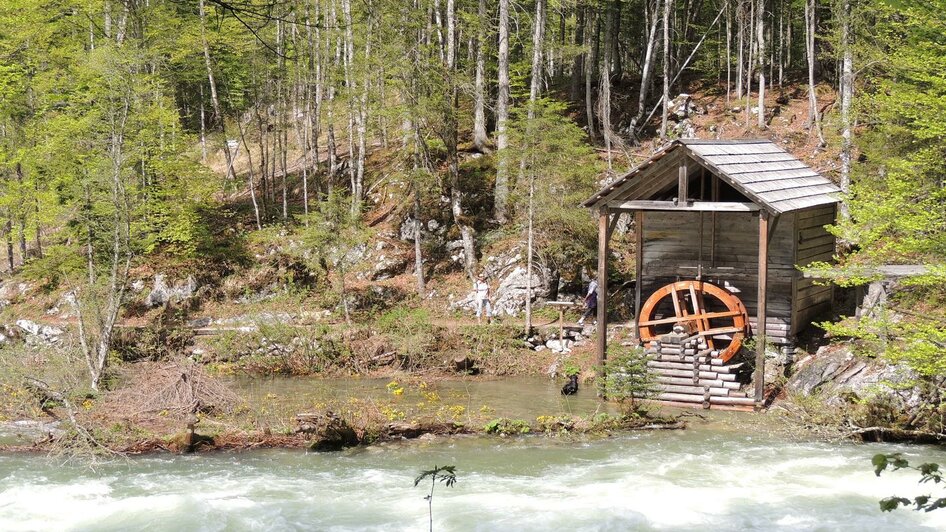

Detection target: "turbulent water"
[2, 426, 945, 531]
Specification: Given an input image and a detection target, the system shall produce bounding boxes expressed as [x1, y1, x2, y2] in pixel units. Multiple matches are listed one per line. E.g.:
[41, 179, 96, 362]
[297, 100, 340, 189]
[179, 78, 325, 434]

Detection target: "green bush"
[599, 346, 656, 413]
[483, 418, 531, 435]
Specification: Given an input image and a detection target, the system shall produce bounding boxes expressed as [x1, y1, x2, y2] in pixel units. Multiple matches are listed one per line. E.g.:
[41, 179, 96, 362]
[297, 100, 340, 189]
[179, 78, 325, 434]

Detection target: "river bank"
[0, 374, 686, 455]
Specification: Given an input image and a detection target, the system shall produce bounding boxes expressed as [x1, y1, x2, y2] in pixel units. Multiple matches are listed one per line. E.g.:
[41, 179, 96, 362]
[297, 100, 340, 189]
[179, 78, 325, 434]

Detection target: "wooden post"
[596, 206, 609, 371]
[754, 211, 769, 410]
[559, 307, 565, 343]
[633, 210, 644, 340]
[678, 163, 688, 203]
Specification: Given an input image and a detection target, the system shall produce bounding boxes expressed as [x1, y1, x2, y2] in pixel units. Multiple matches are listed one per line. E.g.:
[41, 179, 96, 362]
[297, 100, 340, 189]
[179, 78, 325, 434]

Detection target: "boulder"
[399, 217, 446, 243]
[15, 319, 64, 345]
[492, 266, 548, 316]
[446, 240, 466, 264]
[785, 345, 921, 408]
[671, 93, 700, 119]
[545, 339, 574, 353]
[145, 274, 197, 307]
[295, 411, 359, 451]
[0, 282, 32, 307]
[371, 254, 408, 281]
[449, 246, 550, 316]
[451, 355, 479, 374]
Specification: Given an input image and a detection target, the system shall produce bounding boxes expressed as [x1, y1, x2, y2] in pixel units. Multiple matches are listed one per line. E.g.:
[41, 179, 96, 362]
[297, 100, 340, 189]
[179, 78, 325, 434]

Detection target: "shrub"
[599, 346, 656, 414]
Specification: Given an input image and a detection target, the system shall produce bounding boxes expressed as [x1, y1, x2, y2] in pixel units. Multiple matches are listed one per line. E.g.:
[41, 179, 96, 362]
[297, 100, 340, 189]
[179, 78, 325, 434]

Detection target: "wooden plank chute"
[637, 280, 749, 363]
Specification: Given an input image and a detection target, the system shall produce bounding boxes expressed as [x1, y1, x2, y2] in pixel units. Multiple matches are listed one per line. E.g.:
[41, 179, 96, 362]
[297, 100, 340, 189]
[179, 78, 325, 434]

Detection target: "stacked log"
[644, 327, 754, 409]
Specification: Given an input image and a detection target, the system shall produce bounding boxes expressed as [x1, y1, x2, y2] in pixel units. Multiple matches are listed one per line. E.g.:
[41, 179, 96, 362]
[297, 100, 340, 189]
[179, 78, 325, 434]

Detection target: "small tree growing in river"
[414, 465, 457, 532]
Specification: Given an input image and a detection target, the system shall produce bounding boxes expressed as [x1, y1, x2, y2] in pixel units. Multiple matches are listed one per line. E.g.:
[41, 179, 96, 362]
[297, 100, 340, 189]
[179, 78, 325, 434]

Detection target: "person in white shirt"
[473, 274, 492, 323]
[578, 278, 598, 325]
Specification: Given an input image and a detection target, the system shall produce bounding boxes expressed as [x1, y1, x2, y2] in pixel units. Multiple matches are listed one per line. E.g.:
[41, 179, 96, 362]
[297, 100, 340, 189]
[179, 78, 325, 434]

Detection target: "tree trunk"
[804, 0, 825, 145]
[445, 0, 476, 278]
[600, 0, 614, 170]
[756, 0, 765, 129]
[237, 119, 263, 230]
[198, 0, 234, 182]
[660, 0, 672, 139]
[839, 0, 853, 222]
[585, 10, 598, 139]
[736, 0, 744, 100]
[570, 7, 585, 102]
[630, 0, 661, 135]
[494, 0, 511, 222]
[726, 0, 732, 106]
[523, 0, 547, 332]
[472, 0, 489, 151]
[413, 182, 426, 295]
[4, 218, 13, 272]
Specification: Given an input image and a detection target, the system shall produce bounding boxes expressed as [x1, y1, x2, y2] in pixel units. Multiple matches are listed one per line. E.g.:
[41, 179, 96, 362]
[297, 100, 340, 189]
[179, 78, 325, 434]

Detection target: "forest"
[0, 0, 944, 449]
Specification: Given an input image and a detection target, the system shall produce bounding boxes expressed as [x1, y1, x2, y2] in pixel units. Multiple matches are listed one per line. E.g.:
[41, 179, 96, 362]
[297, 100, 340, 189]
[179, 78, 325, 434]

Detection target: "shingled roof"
[583, 139, 841, 215]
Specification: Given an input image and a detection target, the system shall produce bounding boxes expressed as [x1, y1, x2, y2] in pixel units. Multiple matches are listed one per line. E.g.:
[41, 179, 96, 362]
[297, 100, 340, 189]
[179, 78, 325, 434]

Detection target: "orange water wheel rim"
[638, 280, 748, 363]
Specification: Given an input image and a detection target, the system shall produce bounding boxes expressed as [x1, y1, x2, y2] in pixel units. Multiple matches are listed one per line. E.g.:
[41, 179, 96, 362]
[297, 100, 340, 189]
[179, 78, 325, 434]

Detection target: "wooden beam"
[608, 200, 761, 212]
[634, 210, 644, 340]
[597, 206, 609, 376]
[767, 214, 781, 242]
[607, 212, 621, 239]
[637, 310, 744, 327]
[678, 163, 689, 202]
[754, 212, 769, 410]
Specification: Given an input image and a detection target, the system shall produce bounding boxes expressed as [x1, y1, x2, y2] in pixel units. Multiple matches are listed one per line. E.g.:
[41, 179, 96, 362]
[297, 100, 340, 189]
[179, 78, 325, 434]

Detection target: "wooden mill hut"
[583, 139, 841, 408]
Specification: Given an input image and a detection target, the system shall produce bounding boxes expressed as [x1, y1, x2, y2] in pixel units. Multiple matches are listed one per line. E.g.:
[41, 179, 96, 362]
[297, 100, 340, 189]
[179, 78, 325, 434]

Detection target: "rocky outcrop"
[145, 274, 197, 307]
[450, 246, 551, 316]
[399, 217, 447, 243]
[0, 282, 32, 307]
[15, 319, 65, 345]
[785, 345, 921, 408]
[371, 254, 408, 281]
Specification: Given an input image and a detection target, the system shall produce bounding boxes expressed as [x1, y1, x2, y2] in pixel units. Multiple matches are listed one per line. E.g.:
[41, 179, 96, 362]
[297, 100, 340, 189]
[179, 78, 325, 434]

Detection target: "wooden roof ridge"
[582, 138, 841, 215]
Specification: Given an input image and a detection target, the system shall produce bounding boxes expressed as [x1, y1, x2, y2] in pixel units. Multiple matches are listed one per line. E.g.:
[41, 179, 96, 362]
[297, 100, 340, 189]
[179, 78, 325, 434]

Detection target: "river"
[2, 425, 945, 530]
[2, 376, 946, 531]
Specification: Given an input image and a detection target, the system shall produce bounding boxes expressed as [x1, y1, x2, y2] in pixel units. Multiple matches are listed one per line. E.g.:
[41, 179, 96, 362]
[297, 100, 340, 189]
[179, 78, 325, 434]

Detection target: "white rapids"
[1, 426, 945, 531]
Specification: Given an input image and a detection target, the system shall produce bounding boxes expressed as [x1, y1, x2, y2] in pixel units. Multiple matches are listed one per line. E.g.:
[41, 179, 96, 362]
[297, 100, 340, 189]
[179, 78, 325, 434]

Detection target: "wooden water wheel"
[638, 280, 749, 363]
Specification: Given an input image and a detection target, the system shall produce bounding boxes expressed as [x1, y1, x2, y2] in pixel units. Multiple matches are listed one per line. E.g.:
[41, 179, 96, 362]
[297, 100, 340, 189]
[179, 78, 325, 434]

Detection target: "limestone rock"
[0, 282, 32, 307]
[15, 319, 64, 344]
[371, 254, 408, 281]
[145, 274, 197, 307]
[545, 339, 574, 353]
[786, 345, 921, 408]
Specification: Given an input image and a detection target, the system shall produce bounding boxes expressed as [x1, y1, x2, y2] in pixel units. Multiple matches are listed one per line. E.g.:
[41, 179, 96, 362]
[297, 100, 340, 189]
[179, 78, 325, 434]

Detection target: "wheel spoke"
[638, 281, 748, 362]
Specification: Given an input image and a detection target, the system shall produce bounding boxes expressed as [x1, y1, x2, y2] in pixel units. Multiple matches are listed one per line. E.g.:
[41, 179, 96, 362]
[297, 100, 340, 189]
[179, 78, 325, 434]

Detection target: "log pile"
[644, 326, 755, 410]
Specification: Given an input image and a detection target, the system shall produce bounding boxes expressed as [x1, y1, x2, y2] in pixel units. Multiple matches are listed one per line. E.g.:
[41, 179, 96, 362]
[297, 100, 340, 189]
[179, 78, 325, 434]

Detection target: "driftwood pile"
[108, 360, 239, 418]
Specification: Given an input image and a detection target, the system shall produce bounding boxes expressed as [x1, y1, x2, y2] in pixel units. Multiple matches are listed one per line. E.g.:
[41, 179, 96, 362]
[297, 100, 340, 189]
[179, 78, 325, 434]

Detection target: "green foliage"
[504, 98, 601, 274]
[483, 418, 531, 435]
[376, 307, 437, 369]
[562, 361, 581, 377]
[874, 453, 946, 512]
[838, 1, 946, 264]
[414, 465, 458, 532]
[204, 322, 347, 375]
[600, 346, 657, 412]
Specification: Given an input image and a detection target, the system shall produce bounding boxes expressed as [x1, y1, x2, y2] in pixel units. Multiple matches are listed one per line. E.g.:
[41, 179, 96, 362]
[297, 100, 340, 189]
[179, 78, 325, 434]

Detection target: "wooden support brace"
[596, 206, 609, 378]
[754, 212, 770, 410]
[634, 210, 644, 340]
